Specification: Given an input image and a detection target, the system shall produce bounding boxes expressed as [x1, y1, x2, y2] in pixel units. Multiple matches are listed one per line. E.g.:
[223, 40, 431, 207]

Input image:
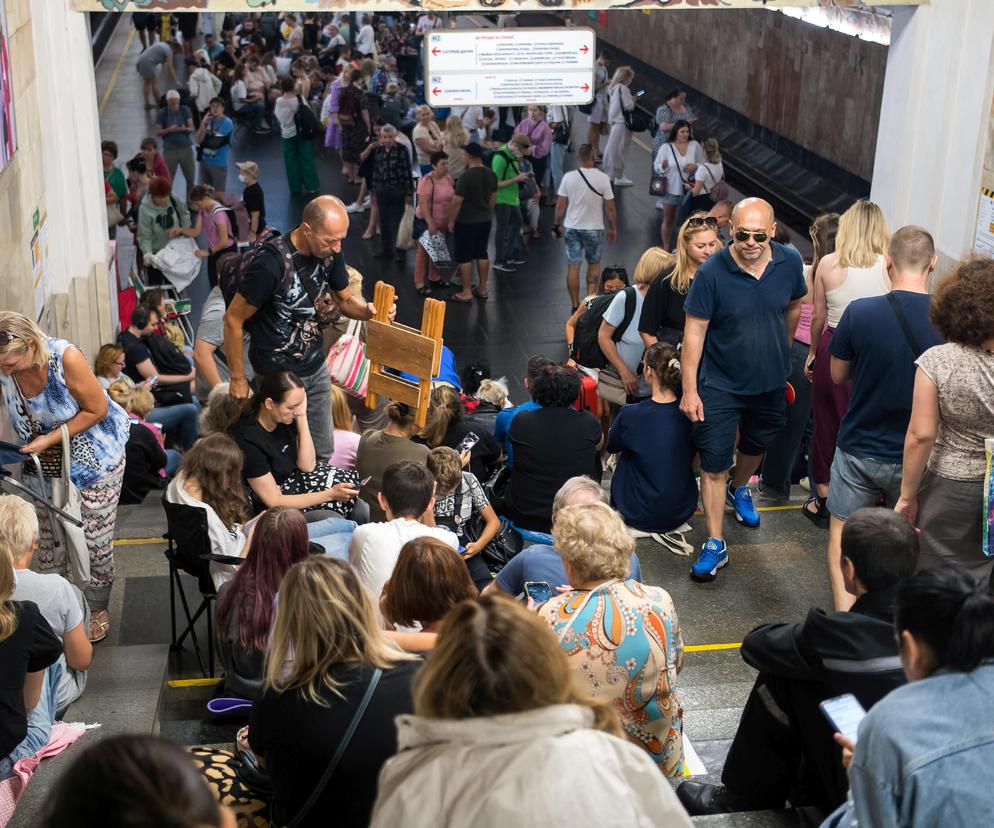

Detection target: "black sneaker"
[676, 781, 756, 816]
[493, 262, 516, 272]
[508, 257, 527, 265]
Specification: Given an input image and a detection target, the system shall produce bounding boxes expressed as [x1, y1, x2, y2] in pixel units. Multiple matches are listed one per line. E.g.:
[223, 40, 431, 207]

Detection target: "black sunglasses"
[0, 332, 20, 347]
[733, 229, 769, 243]
[686, 216, 718, 231]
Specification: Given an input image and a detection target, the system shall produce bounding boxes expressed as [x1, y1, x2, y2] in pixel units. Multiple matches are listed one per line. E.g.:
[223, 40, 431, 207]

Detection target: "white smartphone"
[819, 693, 866, 743]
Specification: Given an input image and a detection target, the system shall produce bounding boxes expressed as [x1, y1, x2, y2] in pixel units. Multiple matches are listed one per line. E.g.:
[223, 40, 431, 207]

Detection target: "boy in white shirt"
[349, 460, 457, 606]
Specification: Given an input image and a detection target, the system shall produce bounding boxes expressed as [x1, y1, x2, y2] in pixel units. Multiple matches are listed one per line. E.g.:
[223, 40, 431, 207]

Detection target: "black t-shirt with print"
[238, 236, 349, 377]
[0, 602, 62, 758]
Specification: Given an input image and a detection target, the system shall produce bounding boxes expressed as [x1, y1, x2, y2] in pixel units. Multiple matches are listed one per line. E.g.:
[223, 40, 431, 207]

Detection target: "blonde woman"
[107, 380, 179, 504]
[371, 595, 692, 827]
[639, 214, 721, 348]
[441, 114, 469, 181]
[0, 312, 130, 643]
[248, 556, 418, 828]
[412, 104, 443, 175]
[805, 199, 890, 525]
[0, 511, 63, 776]
[329, 385, 360, 469]
[539, 502, 687, 777]
[598, 246, 674, 401]
[602, 66, 635, 186]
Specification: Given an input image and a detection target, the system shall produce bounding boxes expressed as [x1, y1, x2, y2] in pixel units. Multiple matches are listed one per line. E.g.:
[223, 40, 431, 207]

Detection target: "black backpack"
[218, 227, 288, 309]
[573, 285, 638, 370]
[295, 95, 321, 140]
[211, 204, 239, 242]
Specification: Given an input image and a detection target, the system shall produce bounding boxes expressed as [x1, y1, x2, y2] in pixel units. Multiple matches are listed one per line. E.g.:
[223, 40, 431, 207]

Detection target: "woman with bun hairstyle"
[823, 565, 994, 827]
[606, 341, 697, 535]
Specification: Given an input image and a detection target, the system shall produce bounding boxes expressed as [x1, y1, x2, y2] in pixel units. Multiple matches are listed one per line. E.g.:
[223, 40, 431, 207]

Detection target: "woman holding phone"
[0, 312, 130, 643]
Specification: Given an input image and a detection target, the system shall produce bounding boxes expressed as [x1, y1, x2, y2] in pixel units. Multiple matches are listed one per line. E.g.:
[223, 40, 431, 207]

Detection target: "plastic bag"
[396, 204, 416, 250]
[143, 237, 202, 292]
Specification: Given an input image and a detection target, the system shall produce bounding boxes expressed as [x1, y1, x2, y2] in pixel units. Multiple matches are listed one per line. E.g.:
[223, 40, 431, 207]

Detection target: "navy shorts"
[691, 385, 786, 473]
[454, 220, 491, 264]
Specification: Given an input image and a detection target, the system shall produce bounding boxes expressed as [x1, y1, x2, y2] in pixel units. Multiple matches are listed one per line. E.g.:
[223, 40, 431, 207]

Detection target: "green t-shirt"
[492, 146, 520, 207]
[104, 166, 128, 199]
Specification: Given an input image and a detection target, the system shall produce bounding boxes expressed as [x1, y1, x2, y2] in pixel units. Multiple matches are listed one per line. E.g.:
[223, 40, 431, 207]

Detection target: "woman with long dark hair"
[215, 507, 311, 699]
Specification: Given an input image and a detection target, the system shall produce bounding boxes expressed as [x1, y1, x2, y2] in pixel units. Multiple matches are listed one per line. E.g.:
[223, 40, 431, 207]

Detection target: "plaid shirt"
[371, 143, 413, 196]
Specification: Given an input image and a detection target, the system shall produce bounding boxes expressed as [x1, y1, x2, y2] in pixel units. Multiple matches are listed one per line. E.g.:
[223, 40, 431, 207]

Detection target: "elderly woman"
[895, 256, 994, 584]
[539, 501, 686, 777]
[0, 312, 131, 643]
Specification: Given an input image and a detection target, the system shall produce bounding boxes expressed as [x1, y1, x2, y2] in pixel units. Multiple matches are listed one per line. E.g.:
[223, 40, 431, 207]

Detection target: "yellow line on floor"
[685, 642, 742, 652]
[167, 677, 223, 688]
[633, 136, 652, 154]
[98, 25, 135, 116]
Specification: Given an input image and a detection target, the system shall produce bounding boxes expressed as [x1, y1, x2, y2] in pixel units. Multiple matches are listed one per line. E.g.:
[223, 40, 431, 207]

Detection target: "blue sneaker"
[691, 537, 728, 582]
[727, 484, 760, 528]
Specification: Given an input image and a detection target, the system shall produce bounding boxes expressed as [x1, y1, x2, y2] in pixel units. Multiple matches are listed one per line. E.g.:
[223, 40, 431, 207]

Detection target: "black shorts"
[691, 385, 786, 473]
[133, 13, 158, 32]
[177, 13, 198, 39]
[454, 220, 491, 263]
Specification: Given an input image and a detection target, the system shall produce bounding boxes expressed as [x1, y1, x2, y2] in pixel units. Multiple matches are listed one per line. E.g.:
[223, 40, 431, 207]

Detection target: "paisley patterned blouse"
[0, 338, 130, 489]
[540, 578, 686, 776]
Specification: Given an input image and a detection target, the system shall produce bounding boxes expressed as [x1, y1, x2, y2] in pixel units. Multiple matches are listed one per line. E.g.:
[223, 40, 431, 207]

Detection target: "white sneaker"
[361, 196, 371, 209]
[345, 202, 364, 214]
[613, 177, 634, 187]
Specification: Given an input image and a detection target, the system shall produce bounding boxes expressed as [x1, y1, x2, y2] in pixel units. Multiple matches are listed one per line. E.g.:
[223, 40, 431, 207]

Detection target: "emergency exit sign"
[425, 28, 596, 107]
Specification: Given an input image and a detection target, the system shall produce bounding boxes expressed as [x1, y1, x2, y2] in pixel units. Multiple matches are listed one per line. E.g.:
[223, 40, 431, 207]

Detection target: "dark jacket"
[465, 401, 502, 440]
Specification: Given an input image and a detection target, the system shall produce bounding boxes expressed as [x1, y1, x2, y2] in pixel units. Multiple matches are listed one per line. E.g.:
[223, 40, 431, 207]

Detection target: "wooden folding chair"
[365, 281, 445, 427]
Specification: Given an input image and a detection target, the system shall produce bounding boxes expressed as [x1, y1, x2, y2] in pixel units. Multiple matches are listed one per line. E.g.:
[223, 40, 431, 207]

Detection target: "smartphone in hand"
[455, 432, 480, 454]
[819, 693, 866, 744]
[524, 581, 554, 605]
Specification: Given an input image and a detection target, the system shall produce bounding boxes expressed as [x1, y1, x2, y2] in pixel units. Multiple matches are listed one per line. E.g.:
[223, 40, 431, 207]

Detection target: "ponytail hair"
[643, 341, 681, 393]
[420, 385, 463, 448]
[251, 371, 304, 417]
[895, 566, 994, 674]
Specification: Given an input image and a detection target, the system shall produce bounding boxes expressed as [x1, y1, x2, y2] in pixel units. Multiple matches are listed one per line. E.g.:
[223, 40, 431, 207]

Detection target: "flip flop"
[446, 294, 473, 303]
[472, 288, 489, 300]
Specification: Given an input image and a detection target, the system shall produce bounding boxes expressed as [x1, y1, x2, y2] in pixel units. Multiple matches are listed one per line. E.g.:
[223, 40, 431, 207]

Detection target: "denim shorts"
[827, 448, 902, 521]
[691, 385, 786, 473]
[564, 228, 604, 265]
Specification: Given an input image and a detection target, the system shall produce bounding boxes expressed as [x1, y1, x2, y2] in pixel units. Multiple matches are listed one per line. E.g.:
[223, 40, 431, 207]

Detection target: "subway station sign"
[426, 28, 595, 107]
[76, 1, 922, 13]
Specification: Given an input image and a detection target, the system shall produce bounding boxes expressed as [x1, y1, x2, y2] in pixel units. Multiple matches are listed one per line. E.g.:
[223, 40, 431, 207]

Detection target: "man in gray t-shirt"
[136, 41, 179, 110]
[194, 286, 253, 404]
[155, 90, 196, 201]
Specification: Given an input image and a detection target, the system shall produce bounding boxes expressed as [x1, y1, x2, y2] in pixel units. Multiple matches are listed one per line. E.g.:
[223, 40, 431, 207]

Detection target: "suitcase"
[574, 371, 599, 416]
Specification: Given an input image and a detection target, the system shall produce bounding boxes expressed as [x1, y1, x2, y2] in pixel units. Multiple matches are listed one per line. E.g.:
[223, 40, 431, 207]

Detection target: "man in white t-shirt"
[554, 143, 618, 309]
[356, 15, 375, 58]
[3, 496, 92, 713]
[348, 460, 458, 611]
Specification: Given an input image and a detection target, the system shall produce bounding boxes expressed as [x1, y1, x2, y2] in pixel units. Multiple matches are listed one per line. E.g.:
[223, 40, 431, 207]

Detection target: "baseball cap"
[510, 133, 531, 153]
[236, 161, 260, 179]
[461, 142, 484, 158]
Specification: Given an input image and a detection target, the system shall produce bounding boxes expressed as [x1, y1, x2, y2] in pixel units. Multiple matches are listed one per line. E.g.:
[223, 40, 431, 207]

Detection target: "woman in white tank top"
[802, 200, 890, 525]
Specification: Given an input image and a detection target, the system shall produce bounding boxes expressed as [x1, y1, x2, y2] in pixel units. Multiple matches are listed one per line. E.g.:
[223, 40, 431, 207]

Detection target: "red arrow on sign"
[580, 83, 590, 92]
[579, 44, 590, 54]
[432, 87, 442, 96]
[431, 47, 441, 56]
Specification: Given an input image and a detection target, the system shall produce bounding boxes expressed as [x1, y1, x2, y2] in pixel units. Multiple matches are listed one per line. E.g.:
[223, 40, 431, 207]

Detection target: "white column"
[870, 0, 994, 267]
[31, 0, 109, 349]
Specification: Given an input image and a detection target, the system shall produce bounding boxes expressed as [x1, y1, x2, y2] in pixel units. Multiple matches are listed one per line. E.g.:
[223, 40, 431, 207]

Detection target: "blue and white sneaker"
[691, 537, 728, 582]
[727, 484, 760, 528]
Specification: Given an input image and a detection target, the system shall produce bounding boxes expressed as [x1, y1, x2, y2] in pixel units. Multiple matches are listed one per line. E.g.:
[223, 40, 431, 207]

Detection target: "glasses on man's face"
[733, 229, 769, 243]
[686, 216, 718, 231]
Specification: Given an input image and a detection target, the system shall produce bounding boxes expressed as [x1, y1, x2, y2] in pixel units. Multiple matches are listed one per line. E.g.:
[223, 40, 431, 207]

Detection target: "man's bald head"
[299, 195, 349, 259]
[731, 197, 775, 228]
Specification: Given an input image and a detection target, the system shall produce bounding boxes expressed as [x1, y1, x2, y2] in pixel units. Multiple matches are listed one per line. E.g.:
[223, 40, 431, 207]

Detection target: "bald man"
[223, 195, 379, 461]
[680, 198, 806, 582]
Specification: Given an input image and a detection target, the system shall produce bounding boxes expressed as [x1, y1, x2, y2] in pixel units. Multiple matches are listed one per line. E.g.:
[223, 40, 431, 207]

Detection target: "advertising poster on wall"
[0, 0, 15, 171]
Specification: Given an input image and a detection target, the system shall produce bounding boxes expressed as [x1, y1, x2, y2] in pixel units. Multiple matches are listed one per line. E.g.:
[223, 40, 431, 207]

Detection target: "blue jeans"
[165, 449, 182, 477]
[0, 660, 63, 780]
[549, 140, 567, 194]
[237, 100, 265, 131]
[306, 515, 356, 560]
[148, 401, 200, 449]
[760, 339, 813, 499]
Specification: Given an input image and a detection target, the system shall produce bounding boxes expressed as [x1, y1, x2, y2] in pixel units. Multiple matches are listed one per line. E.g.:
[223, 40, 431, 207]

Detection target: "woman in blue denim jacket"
[823, 565, 994, 828]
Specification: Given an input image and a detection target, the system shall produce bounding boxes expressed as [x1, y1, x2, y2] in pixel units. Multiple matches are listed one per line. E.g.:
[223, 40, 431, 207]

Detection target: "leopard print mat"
[188, 747, 271, 828]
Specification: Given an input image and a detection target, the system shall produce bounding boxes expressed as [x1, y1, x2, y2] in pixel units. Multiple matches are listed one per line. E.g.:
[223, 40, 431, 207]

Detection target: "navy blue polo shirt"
[684, 241, 806, 396]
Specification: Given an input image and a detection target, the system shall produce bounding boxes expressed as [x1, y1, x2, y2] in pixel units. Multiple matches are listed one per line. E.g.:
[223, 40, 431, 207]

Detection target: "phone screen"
[524, 581, 554, 605]
[456, 432, 480, 454]
[819, 693, 866, 743]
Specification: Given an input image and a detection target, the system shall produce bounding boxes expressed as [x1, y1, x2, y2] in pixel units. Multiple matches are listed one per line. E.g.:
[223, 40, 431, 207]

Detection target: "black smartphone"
[0, 440, 24, 466]
[524, 581, 554, 605]
[806, 356, 817, 372]
[455, 432, 480, 454]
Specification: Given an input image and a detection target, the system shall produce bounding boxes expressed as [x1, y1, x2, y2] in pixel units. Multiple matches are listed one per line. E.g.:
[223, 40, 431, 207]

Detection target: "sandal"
[472, 287, 489, 300]
[89, 610, 110, 643]
[801, 495, 830, 529]
[446, 294, 473, 303]
[416, 285, 431, 296]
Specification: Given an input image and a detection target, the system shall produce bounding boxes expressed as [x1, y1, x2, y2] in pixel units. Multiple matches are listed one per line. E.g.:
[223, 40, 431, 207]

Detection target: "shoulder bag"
[576, 168, 604, 198]
[273, 668, 382, 828]
[281, 462, 359, 517]
[885, 292, 924, 358]
[326, 318, 369, 399]
[48, 424, 90, 586]
[702, 164, 730, 203]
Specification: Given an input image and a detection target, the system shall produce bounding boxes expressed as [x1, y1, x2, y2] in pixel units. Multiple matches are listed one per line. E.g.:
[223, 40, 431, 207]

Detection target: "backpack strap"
[885, 292, 924, 358]
[612, 286, 638, 343]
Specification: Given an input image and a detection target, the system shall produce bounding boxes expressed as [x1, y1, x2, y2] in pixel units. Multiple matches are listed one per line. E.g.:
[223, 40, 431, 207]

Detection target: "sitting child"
[426, 446, 501, 590]
[107, 380, 180, 505]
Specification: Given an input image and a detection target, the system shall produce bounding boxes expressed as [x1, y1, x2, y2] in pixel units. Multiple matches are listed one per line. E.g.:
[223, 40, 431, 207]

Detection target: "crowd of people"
[2, 8, 994, 828]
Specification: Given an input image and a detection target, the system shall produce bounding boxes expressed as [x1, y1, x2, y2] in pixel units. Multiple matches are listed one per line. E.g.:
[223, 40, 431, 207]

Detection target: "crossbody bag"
[886, 292, 924, 358]
[576, 168, 604, 198]
[274, 668, 382, 828]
